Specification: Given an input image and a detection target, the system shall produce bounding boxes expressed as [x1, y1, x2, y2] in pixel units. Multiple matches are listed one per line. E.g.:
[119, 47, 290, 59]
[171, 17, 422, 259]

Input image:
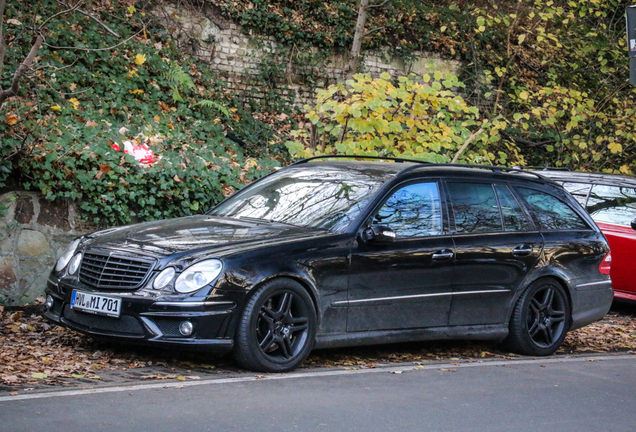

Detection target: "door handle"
[432, 249, 454, 261]
[513, 245, 533, 257]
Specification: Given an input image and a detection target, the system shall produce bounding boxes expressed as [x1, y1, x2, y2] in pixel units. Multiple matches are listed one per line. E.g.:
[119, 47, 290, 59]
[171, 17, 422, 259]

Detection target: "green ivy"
[1, 0, 288, 226]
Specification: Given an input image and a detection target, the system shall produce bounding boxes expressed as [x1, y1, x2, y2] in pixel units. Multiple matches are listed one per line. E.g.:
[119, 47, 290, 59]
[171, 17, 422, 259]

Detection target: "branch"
[0, 33, 45, 105]
[451, 128, 485, 163]
[367, 0, 391, 9]
[57, 0, 120, 37]
[364, 26, 385, 36]
[39, 0, 84, 29]
[43, 27, 144, 51]
[0, 0, 6, 81]
[503, 133, 556, 148]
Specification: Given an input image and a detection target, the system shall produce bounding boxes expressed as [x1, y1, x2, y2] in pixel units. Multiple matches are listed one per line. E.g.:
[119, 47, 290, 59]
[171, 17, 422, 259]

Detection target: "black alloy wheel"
[234, 278, 316, 372]
[505, 278, 570, 356]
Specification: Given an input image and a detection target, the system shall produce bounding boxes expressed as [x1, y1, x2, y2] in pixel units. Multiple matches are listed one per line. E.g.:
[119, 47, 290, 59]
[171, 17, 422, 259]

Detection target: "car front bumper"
[44, 275, 237, 353]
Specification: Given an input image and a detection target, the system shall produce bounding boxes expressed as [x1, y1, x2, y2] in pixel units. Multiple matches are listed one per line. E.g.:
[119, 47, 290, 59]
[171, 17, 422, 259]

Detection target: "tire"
[233, 278, 316, 372]
[505, 278, 570, 356]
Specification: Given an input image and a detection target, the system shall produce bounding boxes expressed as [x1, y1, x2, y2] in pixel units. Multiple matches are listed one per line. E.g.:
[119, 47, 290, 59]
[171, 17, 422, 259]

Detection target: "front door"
[347, 181, 455, 332]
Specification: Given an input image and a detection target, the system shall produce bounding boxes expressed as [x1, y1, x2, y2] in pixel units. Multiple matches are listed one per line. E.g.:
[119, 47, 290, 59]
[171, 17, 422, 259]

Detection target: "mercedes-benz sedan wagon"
[44, 157, 613, 372]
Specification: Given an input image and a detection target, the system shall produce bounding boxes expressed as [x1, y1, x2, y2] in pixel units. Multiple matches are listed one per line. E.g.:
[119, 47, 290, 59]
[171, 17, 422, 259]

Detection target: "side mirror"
[360, 225, 396, 244]
[631, 218, 636, 231]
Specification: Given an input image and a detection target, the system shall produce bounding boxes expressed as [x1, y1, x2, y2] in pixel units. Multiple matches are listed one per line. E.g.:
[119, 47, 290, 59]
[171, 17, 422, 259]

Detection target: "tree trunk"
[0, 0, 46, 106]
[347, 0, 368, 79]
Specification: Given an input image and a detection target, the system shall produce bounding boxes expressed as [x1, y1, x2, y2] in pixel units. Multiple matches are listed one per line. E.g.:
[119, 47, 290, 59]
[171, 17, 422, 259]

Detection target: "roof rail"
[425, 163, 548, 181]
[290, 156, 549, 181]
[514, 165, 571, 171]
[290, 155, 430, 165]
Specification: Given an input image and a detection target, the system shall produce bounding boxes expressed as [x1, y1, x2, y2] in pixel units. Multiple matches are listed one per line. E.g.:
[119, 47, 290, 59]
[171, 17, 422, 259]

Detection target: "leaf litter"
[2, 302, 635, 389]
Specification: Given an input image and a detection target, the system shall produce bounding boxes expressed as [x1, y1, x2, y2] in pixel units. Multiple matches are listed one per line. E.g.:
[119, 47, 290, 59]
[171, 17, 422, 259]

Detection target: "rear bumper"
[570, 280, 614, 330]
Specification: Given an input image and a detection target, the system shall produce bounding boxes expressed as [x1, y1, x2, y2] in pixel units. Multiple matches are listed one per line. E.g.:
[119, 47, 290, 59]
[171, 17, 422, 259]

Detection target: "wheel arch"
[240, 273, 322, 326]
[508, 270, 575, 329]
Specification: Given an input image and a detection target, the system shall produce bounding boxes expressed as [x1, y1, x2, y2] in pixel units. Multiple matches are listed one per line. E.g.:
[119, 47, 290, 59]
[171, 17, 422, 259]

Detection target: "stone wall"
[0, 192, 92, 305]
[157, 2, 460, 106]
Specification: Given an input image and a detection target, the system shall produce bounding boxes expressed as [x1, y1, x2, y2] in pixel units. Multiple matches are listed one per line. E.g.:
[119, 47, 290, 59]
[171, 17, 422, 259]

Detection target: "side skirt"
[314, 324, 509, 350]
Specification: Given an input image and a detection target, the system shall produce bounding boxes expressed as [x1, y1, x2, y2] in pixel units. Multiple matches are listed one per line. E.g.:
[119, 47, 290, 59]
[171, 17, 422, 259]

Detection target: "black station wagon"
[44, 157, 613, 372]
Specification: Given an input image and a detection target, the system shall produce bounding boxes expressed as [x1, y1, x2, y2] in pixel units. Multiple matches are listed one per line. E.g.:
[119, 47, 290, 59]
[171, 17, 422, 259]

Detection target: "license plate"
[71, 290, 121, 318]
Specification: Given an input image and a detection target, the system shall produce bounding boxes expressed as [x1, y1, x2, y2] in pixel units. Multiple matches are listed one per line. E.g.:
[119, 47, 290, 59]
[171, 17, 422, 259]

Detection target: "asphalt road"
[1, 354, 634, 432]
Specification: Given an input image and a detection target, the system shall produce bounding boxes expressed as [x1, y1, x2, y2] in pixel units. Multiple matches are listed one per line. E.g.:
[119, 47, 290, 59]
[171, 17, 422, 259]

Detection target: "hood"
[82, 215, 333, 258]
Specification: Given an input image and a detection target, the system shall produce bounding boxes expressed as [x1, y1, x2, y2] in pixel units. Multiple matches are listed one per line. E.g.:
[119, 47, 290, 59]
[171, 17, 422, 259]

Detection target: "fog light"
[45, 295, 54, 309]
[179, 321, 194, 336]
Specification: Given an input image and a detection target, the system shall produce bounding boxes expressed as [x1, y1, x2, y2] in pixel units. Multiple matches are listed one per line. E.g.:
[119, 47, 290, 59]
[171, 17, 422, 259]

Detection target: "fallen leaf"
[72, 374, 85, 379]
[6, 19, 21, 25]
[439, 368, 457, 372]
[5, 113, 18, 125]
[135, 54, 146, 65]
[10, 392, 18, 396]
[177, 375, 186, 381]
[31, 373, 48, 379]
[85, 120, 98, 127]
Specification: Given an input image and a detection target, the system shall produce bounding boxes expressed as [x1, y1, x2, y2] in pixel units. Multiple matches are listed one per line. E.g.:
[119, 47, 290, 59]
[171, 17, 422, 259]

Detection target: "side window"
[517, 187, 589, 230]
[447, 183, 502, 233]
[494, 185, 533, 232]
[374, 182, 443, 237]
[561, 182, 591, 207]
[587, 185, 636, 227]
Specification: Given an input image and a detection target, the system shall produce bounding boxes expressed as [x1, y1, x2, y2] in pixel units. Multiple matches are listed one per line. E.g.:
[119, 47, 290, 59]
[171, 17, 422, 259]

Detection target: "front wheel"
[505, 279, 570, 356]
[233, 279, 316, 372]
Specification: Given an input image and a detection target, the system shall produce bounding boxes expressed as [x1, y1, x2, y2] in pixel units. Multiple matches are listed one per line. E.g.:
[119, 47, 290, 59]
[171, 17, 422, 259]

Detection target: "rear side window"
[447, 183, 502, 233]
[517, 188, 589, 230]
[587, 184, 636, 227]
[494, 185, 533, 232]
[560, 182, 591, 207]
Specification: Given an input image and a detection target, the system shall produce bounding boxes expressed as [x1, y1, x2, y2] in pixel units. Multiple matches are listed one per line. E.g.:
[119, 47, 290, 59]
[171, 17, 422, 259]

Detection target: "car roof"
[291, 157, 554, 186]
[536, 170, 636, 188]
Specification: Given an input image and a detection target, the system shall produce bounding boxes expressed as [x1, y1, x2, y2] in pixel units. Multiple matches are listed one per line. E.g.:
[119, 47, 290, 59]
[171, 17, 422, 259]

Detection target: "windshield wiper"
[237, 215, 301, 228]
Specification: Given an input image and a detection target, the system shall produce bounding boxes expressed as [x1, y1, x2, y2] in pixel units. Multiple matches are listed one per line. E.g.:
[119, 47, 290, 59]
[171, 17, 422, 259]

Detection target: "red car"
[539, 170, 636, 301]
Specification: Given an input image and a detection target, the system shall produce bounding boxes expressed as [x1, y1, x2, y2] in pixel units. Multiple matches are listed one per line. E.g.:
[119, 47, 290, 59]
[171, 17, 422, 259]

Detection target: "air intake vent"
[79, 250, 155, 290]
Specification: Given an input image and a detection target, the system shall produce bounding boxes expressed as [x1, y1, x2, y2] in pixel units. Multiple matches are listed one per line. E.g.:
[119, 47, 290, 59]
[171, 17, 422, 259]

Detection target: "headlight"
[55, 239, 81, 272]
[174, 259, 223, 293]
[154, 267, 176, 290]
[68, 253, 82, 275]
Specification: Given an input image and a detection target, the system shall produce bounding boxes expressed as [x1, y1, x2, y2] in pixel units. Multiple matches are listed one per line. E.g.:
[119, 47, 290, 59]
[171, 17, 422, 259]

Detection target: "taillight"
[599, 252, 611, 275]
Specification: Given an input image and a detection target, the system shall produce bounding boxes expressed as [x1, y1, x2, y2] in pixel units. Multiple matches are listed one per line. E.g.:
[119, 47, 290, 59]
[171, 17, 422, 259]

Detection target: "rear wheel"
[505, 279, 570, 356]
[233, 279, 316, 372]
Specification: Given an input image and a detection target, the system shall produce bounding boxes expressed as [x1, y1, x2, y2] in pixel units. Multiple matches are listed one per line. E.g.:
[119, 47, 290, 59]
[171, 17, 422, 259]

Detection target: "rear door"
[446, 182, 543, 326]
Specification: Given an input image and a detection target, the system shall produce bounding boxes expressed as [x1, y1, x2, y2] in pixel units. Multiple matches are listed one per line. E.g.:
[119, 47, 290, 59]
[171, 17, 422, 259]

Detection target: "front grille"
[63, 305, 145, 336]
[79, 251, 155, 290]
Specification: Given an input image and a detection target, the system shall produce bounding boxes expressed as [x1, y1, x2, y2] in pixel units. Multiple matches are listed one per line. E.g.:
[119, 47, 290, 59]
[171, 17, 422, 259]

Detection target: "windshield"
[209, 165, 389, 232]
